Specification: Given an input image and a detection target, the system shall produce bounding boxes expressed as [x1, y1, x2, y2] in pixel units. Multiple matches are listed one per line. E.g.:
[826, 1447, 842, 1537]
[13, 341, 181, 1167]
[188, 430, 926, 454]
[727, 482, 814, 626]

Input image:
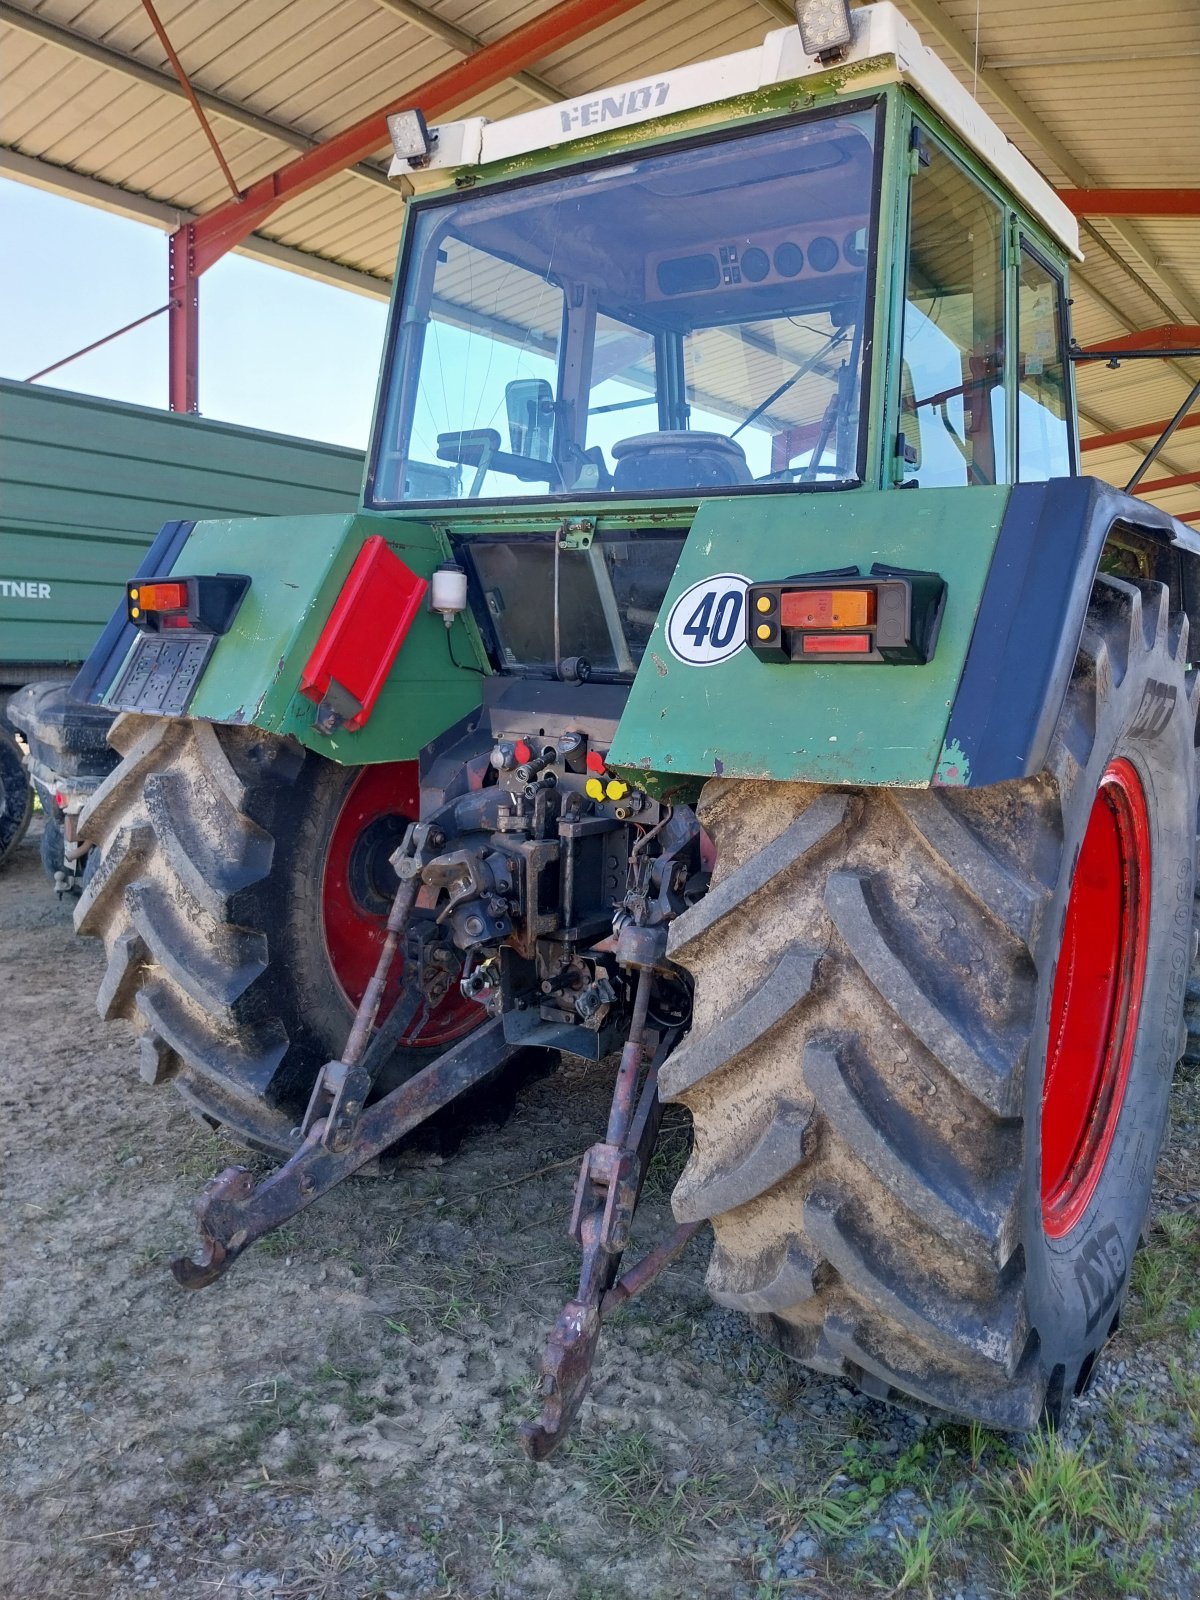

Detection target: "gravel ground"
[2, 815, 1198, 1600]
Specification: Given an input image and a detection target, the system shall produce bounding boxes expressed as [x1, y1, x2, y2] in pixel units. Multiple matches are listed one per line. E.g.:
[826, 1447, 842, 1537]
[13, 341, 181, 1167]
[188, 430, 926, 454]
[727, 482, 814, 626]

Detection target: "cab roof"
[389, 2, 1081, 258]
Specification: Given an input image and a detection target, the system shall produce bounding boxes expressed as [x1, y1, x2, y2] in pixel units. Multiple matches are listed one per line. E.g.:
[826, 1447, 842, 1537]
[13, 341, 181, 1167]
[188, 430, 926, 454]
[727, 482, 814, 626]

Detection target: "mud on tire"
[663, 574, 1197, 1427]
[76, 717, 448, 1155]
[0, 723, 33, 868]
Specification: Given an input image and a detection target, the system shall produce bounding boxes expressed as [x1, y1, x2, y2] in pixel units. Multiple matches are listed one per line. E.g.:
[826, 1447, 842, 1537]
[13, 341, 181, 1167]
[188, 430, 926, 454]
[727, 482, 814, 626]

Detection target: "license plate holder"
[108, 633, 217, 716]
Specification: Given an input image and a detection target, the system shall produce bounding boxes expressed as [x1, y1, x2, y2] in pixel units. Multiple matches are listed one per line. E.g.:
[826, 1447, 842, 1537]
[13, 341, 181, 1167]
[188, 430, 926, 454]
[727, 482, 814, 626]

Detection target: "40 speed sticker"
[665, 573, 750, 666]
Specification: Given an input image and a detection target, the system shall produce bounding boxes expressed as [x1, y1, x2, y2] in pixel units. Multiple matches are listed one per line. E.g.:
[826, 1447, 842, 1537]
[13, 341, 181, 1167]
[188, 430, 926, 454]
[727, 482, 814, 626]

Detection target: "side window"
[1017, 246, 1072, 480]
[900, 132, 1007, 487]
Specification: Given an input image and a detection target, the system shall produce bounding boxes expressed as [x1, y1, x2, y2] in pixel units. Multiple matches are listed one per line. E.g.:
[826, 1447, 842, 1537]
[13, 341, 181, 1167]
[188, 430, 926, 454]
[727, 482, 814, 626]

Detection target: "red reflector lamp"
[801, 632, 872, 654]
[299, 535, 428, 734]
[747, 567, 945, 665]
[127, 573, 250, 634]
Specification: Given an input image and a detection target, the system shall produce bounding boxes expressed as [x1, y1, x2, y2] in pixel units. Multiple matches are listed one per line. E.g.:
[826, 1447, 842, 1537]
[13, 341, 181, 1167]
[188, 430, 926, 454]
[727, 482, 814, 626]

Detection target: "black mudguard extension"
[70, 520, 196, 708]
[944, 479, 1200, 787]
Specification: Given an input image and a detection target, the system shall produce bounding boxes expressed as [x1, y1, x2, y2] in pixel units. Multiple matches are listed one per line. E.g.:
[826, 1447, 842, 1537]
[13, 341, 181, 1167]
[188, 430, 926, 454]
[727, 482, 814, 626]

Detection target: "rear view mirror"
[506, 379, 554, 461]
[899, 359, 922, 471]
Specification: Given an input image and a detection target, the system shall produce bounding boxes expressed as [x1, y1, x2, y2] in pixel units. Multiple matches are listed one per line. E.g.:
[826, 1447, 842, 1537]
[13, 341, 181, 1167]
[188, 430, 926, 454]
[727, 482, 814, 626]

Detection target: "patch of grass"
[176, 1376, 306, 1487]
[760, 1416, 1170, 1600]
[174, 1123, 246, 1182]
[257, 1226, 297, 1259]
[579, 1431, 736, 1555]
[1167, 1357, 1200, 1447]
[639, 1114, 692, 1204]
[1127, 1206, 1200, 1342]
[988, 1429, 1153, 1599]
[530, 1520, 563, 1558]
[312, 1358, 385, 1423]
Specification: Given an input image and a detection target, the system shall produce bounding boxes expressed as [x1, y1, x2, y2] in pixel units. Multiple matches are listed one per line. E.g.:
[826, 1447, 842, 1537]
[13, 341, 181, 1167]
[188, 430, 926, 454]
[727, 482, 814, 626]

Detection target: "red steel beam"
[1059, 188, 1200, 218]
[1132, 470, 1200, 496]
[168, 0, 647, 411]
[1175, 509, 1200, 524]
[1081, 412, 1200, 453]
[141, 0, 239, 199]
[1079, 324, 1200, 355]
[190, 0, 647, 272]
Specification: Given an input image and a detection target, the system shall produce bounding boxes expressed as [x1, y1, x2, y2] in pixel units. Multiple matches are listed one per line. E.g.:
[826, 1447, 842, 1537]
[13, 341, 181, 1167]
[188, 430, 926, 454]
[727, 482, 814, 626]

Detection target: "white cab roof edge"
[389, 3, 1081, 260]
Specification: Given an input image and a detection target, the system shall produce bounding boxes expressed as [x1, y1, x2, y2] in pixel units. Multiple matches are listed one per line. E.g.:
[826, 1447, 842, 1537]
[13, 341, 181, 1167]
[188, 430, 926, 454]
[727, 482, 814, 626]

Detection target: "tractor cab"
[365, 2, 1081, 685]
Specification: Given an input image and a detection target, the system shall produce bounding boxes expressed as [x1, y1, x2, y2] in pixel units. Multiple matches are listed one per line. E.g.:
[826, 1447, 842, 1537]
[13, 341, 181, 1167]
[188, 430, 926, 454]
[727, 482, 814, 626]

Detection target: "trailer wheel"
[0, 724, 33, 868]
[663, 574, 1196, 1426]
[76, 716, 480, 1154]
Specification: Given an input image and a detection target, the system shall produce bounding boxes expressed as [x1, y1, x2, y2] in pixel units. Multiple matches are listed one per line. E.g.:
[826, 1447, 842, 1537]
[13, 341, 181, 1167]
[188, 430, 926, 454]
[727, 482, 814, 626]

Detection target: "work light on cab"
[794, 0, 853, 61]
[387, 108, 434, 164]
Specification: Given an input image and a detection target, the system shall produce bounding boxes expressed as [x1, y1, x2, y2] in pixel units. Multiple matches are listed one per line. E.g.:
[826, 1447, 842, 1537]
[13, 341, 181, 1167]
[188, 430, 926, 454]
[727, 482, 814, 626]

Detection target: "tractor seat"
[610, 431, 753, 491]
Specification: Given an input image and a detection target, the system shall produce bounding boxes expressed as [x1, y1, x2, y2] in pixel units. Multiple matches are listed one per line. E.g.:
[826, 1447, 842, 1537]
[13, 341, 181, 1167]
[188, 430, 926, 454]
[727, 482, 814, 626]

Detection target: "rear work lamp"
[387, 108, 434, 164]
[795, 0, 853, 62]
[747, 565, 946, 665]
[127, 573, 250, 635]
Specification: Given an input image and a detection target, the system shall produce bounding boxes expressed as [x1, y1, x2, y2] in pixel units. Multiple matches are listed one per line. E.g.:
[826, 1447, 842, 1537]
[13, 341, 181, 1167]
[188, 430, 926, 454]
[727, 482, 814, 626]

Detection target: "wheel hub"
[321, 762, 479, 1050]
[1041, 758, 1150, 1238]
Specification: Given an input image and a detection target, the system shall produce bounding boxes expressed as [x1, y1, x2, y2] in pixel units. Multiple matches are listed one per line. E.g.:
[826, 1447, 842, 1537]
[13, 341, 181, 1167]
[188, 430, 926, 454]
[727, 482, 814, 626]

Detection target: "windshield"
[368, 102, 882, 506]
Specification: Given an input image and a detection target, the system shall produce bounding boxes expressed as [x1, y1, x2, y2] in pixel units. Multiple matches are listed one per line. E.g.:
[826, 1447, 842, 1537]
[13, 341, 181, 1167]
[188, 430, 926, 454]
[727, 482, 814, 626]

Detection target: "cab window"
[900, 131, 1007, 487]
[1017, 244, 1072, 480]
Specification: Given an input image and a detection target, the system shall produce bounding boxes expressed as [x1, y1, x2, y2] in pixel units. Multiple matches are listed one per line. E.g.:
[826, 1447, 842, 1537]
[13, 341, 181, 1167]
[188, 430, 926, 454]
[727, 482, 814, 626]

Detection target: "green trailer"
[0, 377, 363, 877]
[69, 1, 1200, 1456]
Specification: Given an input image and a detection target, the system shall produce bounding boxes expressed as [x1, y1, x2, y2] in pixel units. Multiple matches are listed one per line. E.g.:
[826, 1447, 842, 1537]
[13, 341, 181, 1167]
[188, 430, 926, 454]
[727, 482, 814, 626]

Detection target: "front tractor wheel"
[663, 574, 1196, 1427]
[76, 716, 479, 1153]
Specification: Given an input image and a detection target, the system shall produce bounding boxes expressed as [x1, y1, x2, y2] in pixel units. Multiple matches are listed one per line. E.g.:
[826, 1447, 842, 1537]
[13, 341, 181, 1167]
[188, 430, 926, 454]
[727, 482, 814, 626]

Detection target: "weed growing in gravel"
[575, 1430, 739, 1557]
[1128, 1205, 1200, 1343]
[988, 1428, 1154, 1597]
[177, 1376, 306, 1487]
[756, 1418, 1170, 1600]
[1167, 1358, 1200, 1446]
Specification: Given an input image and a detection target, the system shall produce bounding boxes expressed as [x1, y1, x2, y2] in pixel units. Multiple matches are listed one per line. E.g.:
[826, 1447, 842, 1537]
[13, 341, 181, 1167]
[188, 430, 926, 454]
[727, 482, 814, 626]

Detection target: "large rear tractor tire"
[76, 715, 480, 1154]
[663, 574, 1197, 1427]
[0, 723, 33, 868]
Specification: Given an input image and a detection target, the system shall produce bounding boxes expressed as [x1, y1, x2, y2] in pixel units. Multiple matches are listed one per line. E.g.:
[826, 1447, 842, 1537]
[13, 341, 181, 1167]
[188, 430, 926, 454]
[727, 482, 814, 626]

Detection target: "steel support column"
[164, 0, 647, 410]
[168, 225, 199, 415]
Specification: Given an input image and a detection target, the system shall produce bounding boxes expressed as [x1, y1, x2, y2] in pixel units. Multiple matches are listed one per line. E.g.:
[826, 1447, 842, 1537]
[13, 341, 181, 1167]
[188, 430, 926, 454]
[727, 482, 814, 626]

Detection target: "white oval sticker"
[665, 574, 750, 666]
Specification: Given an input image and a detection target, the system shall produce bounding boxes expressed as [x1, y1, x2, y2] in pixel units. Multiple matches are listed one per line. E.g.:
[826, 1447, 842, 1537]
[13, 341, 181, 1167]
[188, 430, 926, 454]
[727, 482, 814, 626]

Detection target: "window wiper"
[731, 324, 849, 440]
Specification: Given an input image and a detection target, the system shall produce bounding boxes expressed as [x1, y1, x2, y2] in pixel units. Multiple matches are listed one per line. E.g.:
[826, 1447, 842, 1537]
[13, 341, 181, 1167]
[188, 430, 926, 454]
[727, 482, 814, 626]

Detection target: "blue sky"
[0, 178, 389, 449]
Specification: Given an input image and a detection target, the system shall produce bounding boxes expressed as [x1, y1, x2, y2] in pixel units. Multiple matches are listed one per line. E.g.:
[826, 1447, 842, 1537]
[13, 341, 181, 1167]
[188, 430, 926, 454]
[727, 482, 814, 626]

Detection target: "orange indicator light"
[780, 587, 876, 629]
[136, 581, 189, 611]
[801, 633, 872, 655]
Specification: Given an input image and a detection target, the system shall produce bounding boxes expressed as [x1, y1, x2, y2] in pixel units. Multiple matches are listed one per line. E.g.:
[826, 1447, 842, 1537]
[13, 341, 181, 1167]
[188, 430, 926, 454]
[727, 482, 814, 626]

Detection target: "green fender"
[607, 486, 1012, 793]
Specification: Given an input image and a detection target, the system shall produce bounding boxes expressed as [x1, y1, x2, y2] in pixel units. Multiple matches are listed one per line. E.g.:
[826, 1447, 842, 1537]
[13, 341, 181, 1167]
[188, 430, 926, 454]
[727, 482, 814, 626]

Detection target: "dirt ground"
[2, 815, 1199, 1600]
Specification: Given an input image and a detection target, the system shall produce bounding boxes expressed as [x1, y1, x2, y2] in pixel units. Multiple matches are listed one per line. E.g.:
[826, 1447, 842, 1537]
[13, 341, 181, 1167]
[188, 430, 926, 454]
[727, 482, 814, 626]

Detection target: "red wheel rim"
[321, 762, 480, 1051]
[1041, 758, 1150, 1238]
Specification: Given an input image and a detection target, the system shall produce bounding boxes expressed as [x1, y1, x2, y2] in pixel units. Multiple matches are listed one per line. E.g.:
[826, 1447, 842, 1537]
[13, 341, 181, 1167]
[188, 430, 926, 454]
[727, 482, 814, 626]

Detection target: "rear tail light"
[127, 574, 250, 634]
[748, 566, 945, 665]
[779, 588, 876, 629]
[132, 581, 188, 613]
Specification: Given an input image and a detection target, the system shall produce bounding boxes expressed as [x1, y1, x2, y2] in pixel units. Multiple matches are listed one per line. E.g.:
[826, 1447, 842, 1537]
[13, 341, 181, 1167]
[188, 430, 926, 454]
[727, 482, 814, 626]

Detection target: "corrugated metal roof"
[1, 0, 1198, 513]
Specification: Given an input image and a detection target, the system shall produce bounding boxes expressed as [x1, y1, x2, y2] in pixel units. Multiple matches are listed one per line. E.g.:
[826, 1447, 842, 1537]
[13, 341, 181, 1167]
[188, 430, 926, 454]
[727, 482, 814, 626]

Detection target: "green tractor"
[74, 1, 1199, 1454]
